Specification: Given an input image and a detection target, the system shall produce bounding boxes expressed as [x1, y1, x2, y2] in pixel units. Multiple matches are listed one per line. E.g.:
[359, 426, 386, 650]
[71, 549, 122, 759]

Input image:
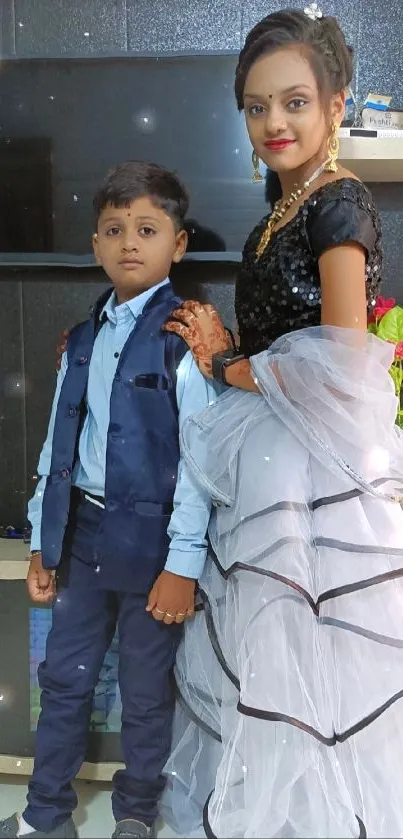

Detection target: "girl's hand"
[56, 329, 69, 371]
[164, 300, 231, 378]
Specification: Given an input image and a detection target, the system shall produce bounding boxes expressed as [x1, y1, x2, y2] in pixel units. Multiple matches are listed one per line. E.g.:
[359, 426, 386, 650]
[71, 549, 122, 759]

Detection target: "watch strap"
[212, 350, 245, 384]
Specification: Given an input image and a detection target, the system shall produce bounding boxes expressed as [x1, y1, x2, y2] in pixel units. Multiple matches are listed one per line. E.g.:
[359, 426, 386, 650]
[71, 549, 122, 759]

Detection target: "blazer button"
[69, 407, 77, 417]
[61, 469, 70, 479]
[77, 356, 88, 365]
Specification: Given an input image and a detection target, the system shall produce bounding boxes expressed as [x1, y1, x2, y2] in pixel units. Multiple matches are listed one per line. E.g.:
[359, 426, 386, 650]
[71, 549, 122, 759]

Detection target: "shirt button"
[114, 351, 120, 358]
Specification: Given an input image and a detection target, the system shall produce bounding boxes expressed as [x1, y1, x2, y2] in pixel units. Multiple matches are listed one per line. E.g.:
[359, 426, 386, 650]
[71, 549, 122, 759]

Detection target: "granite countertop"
[0, 538, 28, 580]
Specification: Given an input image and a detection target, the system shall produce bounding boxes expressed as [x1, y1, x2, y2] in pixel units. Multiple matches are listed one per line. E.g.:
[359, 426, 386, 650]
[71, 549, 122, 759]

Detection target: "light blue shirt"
[28, 279, 218, 579]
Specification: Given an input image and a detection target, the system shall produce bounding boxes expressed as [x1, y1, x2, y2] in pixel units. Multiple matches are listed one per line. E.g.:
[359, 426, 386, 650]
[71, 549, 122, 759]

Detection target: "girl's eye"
[106, 226, 121, 236]
[288, 98, 307, 111]
[247, 104, 265, 117]
[140, 226, 156, 236]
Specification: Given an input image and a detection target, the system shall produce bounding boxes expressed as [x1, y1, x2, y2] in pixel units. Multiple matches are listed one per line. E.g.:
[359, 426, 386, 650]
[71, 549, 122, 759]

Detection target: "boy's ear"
[92, 233, 102, 264]
[172, 229, 188, 264]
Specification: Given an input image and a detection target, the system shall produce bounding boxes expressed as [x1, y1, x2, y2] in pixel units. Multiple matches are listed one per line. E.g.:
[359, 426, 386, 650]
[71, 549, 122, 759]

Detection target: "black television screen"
[0, 56, 268, 256]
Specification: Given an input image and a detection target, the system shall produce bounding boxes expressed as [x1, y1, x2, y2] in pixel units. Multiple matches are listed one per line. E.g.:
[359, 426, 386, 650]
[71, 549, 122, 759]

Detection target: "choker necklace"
[255, 159, 331, 260]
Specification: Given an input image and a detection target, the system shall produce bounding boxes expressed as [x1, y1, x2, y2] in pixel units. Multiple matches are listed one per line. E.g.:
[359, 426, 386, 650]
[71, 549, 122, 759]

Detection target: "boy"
[0, 161, 215, 839]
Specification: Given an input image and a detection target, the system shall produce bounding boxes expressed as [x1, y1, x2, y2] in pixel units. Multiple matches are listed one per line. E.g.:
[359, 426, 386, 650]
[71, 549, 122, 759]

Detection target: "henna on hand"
[164, 300, 232, 377]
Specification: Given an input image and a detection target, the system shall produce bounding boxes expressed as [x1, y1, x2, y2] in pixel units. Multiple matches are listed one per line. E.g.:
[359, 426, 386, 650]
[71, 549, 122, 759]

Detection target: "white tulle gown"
[161, 327, 403, 838]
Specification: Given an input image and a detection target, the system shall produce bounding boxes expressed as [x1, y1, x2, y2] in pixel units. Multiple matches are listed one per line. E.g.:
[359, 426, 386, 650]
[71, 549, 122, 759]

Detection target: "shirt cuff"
[164, 547, 207, 580]
[30, 526, 42, 553]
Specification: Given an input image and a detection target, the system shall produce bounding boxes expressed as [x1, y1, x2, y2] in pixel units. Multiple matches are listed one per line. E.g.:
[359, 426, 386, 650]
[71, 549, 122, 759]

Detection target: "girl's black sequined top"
[236, 178, 382, 358]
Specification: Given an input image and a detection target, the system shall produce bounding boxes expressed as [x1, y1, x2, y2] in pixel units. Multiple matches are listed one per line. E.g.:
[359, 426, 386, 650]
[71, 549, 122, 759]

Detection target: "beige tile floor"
[0, 776, 180, 838]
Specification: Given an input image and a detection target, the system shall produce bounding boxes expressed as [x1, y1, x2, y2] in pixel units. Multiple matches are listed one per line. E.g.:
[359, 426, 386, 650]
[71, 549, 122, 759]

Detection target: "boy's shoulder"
[67, 289, 112, 346]
[66, 297, 102, 357]
[65, 317, 92, 361]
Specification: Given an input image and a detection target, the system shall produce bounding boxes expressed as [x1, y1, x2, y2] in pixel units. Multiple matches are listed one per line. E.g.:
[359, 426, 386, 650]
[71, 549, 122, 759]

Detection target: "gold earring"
[252, 150, 263, 183]
[325, 122, 339, 172]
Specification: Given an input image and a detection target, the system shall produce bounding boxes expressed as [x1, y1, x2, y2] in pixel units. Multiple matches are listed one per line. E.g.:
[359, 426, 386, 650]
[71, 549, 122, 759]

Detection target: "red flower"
[373, 295, 395, 319]
[395, 341, 403, 360]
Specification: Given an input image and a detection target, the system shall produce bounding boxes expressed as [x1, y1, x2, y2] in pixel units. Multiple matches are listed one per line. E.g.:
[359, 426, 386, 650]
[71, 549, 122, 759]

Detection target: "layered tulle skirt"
[162, 327, 403, 838]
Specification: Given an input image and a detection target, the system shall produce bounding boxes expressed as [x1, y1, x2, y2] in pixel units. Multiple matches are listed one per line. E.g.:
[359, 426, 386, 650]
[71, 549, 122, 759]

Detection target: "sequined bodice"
[236, 179, 382, 358]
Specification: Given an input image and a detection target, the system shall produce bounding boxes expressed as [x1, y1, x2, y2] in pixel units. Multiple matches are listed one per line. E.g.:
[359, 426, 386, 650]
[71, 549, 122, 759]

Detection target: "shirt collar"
[100, 278, 170, 325]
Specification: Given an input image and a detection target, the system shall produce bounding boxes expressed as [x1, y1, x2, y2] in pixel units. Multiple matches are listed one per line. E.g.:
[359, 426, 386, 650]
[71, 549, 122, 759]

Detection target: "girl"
[162, 6, 403, 839]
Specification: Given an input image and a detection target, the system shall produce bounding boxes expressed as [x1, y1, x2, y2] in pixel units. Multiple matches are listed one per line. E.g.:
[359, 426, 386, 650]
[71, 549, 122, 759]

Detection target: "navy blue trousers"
[24, 497, 182, 832]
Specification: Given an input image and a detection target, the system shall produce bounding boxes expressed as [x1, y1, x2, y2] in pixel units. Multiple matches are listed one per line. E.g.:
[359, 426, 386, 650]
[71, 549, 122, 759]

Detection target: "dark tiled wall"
[0, 277, 25, 525]
[0, 269, 109, 526]
[1, 0, 402, 112]
[1, 0, 402, 106]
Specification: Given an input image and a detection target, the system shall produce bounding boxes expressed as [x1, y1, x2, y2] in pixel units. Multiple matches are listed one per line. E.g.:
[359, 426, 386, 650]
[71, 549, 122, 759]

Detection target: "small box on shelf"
[338, 127, 403, 182]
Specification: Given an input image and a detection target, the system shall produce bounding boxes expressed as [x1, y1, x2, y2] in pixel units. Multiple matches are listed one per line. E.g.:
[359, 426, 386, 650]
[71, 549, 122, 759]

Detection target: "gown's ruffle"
[161, 327, 403, 838]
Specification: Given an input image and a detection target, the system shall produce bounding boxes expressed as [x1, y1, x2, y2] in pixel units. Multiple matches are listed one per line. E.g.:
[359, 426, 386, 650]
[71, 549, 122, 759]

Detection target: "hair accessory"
[304, 2, 323, 20]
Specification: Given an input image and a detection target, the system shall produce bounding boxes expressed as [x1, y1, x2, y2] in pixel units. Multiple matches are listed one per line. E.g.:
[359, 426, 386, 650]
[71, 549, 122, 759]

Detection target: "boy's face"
[93, 195, 187, 303]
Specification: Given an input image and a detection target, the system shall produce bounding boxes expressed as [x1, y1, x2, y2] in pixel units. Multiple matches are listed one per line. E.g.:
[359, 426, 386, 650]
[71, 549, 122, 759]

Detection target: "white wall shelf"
[339, 128, 403, 182]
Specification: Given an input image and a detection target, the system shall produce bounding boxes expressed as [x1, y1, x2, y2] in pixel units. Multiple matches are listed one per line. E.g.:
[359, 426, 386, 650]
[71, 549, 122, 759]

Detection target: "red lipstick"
[264, 139, 295, 152]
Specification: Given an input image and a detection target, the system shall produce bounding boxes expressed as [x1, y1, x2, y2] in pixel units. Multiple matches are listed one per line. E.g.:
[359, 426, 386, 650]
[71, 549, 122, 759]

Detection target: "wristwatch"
[212, 349, 245, 384]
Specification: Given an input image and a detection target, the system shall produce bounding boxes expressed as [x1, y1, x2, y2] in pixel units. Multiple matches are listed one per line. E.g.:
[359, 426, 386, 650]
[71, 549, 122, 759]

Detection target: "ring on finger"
[165, 612, 176, 619]
[155, 608, 166, 615]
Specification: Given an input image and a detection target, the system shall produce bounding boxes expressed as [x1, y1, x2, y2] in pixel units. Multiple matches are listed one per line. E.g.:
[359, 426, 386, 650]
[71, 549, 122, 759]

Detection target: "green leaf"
[389, 364, 402, 394]
[377, 306, 403, 343]
[367, 322, 378, 335]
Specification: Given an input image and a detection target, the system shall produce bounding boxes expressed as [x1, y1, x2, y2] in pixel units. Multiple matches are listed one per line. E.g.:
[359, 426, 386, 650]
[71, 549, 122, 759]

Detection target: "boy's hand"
[27, 553, 56, 604]
[146, 570, 196, 624]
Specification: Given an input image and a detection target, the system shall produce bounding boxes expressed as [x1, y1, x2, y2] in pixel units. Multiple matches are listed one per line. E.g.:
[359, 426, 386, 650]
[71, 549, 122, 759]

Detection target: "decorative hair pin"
[304, 2, 323, 19]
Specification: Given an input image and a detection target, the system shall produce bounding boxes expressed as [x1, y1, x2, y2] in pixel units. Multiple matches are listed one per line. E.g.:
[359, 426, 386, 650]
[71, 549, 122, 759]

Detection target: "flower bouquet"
[368, 296, 403, 427]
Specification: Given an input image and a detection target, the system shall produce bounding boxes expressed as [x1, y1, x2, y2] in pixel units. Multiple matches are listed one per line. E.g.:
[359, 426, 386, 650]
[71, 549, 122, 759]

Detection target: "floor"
[0, 776, 179, 838]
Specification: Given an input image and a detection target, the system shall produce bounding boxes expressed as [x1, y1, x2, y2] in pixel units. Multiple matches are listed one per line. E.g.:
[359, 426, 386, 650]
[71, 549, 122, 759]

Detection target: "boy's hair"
[93, 160, 189, 231]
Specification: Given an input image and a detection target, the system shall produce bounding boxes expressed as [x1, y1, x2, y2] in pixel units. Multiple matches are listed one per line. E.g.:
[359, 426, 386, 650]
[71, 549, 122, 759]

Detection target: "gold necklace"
[255, 159, 330, 260]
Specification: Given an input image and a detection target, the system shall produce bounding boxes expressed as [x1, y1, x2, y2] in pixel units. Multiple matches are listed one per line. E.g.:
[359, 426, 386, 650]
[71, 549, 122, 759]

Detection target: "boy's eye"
[140, 226, 156, 236]
[106, 226, 121, 236]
